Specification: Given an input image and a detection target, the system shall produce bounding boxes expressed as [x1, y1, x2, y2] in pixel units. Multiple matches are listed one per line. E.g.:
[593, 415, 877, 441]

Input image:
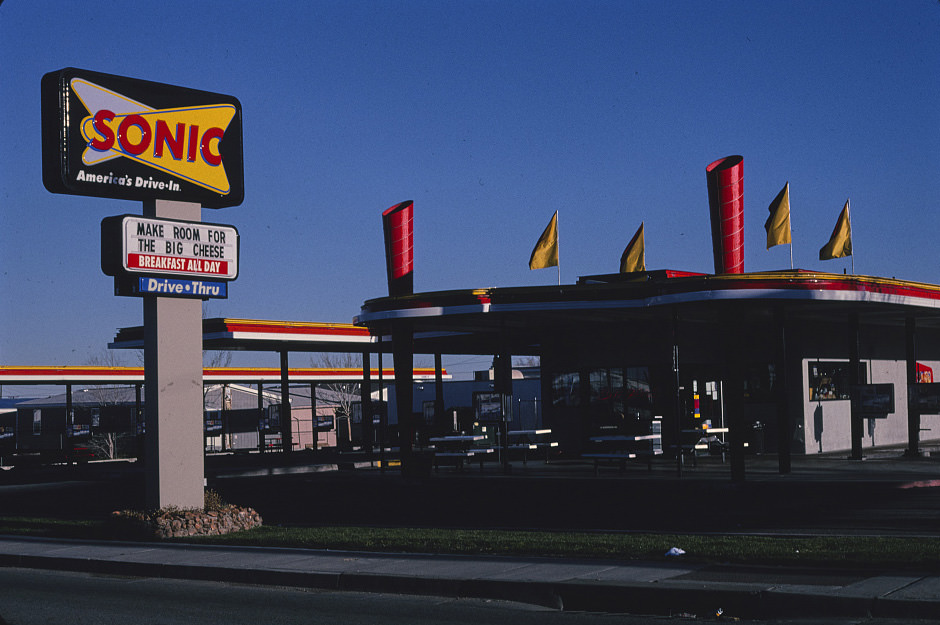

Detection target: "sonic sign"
[42, 67, 244, 208]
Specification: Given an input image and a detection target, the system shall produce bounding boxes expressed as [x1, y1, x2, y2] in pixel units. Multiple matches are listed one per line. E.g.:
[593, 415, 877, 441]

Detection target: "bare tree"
[85, 350, 129, 403]
[84, 350, 136, 460]
[202, 303, 232, 406]
[309, 352, 362, 419]
[513, 356, 540, 368]
[85, 429, 126, 460]
[204, 346, 233, 368]
[202, 302, 233, 369]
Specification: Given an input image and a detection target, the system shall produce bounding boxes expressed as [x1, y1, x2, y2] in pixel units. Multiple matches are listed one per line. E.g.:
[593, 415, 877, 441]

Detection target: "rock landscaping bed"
[108, 490, 262, 539]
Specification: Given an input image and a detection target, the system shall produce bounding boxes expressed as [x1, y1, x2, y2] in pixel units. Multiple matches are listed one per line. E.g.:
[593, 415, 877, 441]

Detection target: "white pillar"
[143, 199, 205, 510]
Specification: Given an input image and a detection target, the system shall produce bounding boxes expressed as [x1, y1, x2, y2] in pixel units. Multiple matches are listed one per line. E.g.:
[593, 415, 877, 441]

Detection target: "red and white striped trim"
[0, 366, 445, 384]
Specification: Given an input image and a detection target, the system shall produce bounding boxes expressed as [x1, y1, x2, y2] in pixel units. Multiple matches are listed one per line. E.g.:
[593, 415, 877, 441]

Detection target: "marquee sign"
[102, 215, 239, 281]
[42, 67, 244, 208]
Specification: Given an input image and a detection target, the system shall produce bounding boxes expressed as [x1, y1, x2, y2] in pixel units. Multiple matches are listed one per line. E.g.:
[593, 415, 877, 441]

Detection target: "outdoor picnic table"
[429, 434, 493, 471]
[583, 431, 663, 473]
[678, 427, 730, 464]
[506, 429, 557, 464]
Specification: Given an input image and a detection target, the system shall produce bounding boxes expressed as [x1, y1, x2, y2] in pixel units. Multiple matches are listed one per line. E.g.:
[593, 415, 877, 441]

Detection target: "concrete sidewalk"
[1, 535, 938, 620]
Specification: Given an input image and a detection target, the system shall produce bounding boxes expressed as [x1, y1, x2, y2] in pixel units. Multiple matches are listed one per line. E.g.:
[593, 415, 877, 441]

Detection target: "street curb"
[552, 581, 874, 619]
[4, 552, 938, 619]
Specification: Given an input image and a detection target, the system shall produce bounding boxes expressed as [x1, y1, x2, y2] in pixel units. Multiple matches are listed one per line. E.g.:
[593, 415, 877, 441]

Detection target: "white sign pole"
[143, 199, 205, 511]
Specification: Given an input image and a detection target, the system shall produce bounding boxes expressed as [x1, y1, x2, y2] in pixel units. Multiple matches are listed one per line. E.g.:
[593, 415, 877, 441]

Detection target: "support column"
[392, 325, 415, 472]
[539, 353, 553, 432]
[494, 348, 513, 471]
[723, 310, 747, 482]
[257, 383, 265, 454]
[849, 313, 863, 460]
[310, 382, 318, 451]
[906, 316, 921, 457]
[143, 199, 204, 511]
[727, 359, 747, 482]
[434, 353, 445, 433]
[220, 384, 227, 452]
[361, 352, 373, 457]
[280, 350, 292, 454]
[377, 341, 386, 472]
[65, 384, 73, 463]
[672, 312, 682, 477]
[775, 307, 791, 474]
[135, 383, 143, 460]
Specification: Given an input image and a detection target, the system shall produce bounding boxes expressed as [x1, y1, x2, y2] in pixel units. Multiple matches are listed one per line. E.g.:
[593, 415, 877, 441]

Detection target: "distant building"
[10, 384, 350, 459]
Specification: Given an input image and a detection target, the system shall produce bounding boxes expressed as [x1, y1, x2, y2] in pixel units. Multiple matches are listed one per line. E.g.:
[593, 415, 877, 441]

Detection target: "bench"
[506, 429, 557, 464]
[432, 447, 494, 471]
[430, 435, 494, 471]
[584, 432, 662, 474]
[678, 427, 730, 465]
[583, 450, 662, 473]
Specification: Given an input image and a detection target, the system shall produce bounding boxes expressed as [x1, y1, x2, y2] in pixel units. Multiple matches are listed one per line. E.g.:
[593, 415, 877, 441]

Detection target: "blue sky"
[1, 0, 938, 388]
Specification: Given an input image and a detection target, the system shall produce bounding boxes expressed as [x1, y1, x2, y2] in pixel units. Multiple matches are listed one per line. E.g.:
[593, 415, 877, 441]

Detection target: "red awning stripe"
[0, 366, 445, 383]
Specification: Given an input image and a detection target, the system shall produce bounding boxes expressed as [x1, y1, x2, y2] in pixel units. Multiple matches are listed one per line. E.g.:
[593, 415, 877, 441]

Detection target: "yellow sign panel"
[74, 80, 236, 195]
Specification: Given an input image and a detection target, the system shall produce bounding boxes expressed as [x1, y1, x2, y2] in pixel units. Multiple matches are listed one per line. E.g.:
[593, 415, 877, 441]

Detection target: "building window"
[473, 392, 502, 422]
[587, 366, 653, 428]
[553, 367, 652, 419]
[745, 364, 777, 402]
[588, 369, 613, 407]
[32, 409, 41, 435]
[422, 401, 435, 426]
[552, 372, 580, 407]
[596, 367, 650, 409]
[809, 361, 867, 401]
[622, 367, 653, 416]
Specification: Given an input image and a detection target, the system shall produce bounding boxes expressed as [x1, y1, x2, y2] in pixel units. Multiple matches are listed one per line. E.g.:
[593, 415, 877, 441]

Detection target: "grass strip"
[181, 526, 940, 570]
[0, 516, 103, 539]
[2, 515, 938, 571]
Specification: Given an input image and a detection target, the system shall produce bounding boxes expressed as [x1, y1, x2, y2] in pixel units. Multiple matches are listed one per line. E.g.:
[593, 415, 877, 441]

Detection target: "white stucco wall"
[801, 358, 940, 453]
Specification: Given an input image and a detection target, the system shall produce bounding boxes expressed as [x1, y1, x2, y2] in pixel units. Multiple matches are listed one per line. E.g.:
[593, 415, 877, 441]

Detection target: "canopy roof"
[355, 270, 940, 356]
[110, 318, 375, 352]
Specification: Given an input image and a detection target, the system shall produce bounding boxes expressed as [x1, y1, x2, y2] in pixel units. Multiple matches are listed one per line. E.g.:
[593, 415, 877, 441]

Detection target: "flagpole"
[556, 211, 561, 285]
[848, 200, 854, 275]
[643, 232, 647, 273]
[789, 186, 794, 270]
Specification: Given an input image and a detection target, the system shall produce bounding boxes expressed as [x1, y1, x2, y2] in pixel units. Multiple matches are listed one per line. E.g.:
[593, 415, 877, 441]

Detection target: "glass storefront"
[550, 367, 654, 452]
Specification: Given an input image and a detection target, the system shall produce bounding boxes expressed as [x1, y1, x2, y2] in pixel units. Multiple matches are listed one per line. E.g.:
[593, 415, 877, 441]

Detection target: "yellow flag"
[620, 222, 645, 273]
[819, 200, 852, 260]
[528, 212, 558, 270]
[764, 182, 792, 249]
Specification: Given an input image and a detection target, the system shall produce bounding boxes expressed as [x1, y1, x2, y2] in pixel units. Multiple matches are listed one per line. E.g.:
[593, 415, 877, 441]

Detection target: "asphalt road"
[0, 567, 930, 625]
